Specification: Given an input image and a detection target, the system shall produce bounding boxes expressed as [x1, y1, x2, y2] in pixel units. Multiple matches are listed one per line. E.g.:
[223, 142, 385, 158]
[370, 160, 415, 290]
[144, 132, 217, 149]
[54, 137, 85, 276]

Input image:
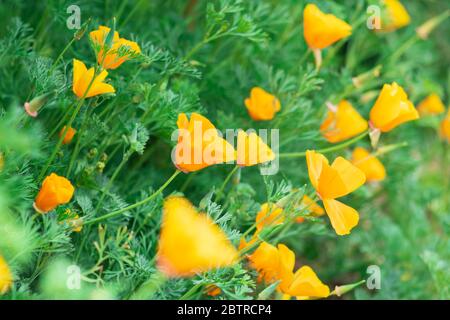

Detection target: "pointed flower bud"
[416, 10, 450, 40]
[24, 91, 56, 117]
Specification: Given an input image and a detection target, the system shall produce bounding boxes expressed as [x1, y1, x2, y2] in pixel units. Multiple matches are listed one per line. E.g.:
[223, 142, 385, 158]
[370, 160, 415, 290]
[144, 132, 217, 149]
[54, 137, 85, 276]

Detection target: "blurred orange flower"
[157, 196, 238, 277]
[440, 109, 450, 142]
[236, 130, 275, 167]
[205, 285, 222, 297]
[351, 147, 386, 182]
[174, 113, 236, 172]
[34, 173, 75, 213]
[0, 255, 13, 295]
[380, 0, 411, 32]
[306, 150, 366, 235]
[59, 126, 77, 145]
[417, 94, 446, 116]
[320, 100, 368, 143]
[244, 87, 281, 121]
[72, 59, 115, 98]
[90, 26, 141, 70]
[369, 82, 419, 133]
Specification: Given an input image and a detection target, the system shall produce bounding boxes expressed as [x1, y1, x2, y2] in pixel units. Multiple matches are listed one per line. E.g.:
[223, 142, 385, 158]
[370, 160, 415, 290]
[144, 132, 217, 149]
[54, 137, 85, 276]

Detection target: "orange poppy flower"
[236, 130, 275, 167]
[369, 82, 419, 133]
[34, 173, 75, 213]
[174, 113, 236, 172]
[90, 26, 141, 70]
[205, 285, 222, 297]
[255, 203, 285, 231]
[0, 255, 13, 295]
[59, 126, 77, 145]
[440, 109, 450, 143]
[244, 87, 281, 121]
[380, 0, 411, 32]
[351, 147, 386, 182]
[320, 100, 368, 143]
[72, 59, 115, 98]
[296, 195, 325, 223]
[306, 150, 366, 235]
[157, 196, 238, 277]
[417, 94, 446, 116]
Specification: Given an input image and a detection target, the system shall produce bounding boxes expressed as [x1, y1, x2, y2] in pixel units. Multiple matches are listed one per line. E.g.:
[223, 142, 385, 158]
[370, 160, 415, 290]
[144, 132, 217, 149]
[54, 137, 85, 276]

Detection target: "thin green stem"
[48, 37, 76, 75]
[215, 165, 239, 200]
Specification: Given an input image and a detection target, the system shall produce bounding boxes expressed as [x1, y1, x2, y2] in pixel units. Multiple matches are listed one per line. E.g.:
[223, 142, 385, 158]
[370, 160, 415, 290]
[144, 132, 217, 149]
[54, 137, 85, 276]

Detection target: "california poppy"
[34, 173, 75, 213]
[320, 100, 368, 143]
[90, 26, 141, 70]
[244, 87, 281, 121]
[0, 255, 13, 294]
[72, 59, 115, 98]
[351, 147, 386, 182]
[380, 0, 411, 32]
[306, 150, 366, 235]
[255, 203, 284, 231]
[296, 195, 325, 223]
[174, 113, 236, 172]
[236, 130, 275, 167]
[157, 196, 238, 277]
[417, 94, 446, 116]
[59, 126, 77, 145]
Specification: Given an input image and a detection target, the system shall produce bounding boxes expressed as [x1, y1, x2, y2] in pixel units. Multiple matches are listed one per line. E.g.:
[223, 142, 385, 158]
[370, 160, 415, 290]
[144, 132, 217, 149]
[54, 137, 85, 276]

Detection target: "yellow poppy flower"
[236, 130, 275, 166]
[320, 100, 368, 143]
[351, 147, 386, 182]
[306, 150, 366, 235]
[369, 82, 419, 133]
[296, 195, 325, 223]
[174, 113, 236, 172]
[244, 87, 281, 121]
[90, 26, 141, 70]
[72, 59, 115, 98]
[0, 255, 13, 295]
[34, 173, 75, 214]
[303, 4, 352, 50]
[157, 196, 238, 277]
[417, 94, 446, 116]
[287, 266, 330, 299]
[381, 0, 411, 32]
[440, 109, 450, 143]
[59, 126, 77, 145]
[255, 203, 285, 231]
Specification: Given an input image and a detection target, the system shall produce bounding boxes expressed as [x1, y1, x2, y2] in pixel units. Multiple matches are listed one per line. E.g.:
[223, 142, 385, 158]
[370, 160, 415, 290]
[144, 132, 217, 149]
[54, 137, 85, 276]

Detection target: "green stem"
[83, 170, 181, 226]
[215, 165, 239, 200]
[279, 131, 369, 159]
[48, 37, 76, 75]
[179, 283, 204, 300]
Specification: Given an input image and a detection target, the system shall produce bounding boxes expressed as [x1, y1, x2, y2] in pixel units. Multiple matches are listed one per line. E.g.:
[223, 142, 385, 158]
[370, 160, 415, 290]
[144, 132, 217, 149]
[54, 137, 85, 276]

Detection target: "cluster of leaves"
[0, 0, 449, 300]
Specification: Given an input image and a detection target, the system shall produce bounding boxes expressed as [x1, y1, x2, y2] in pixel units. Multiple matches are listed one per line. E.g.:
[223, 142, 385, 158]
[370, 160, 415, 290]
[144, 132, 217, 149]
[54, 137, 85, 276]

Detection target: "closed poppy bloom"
[236, 130, 275, 166]
[380, 0, 411, 32]
[34, 173, 75, 213]
[174, 113, 236, 172]
[244, 87, 281, 121]
[369, 82, 419, 133]
[72, 59, 115, 98]
[417, 94, 446, 116]
[306, 150, 366, 235]
[90, 26, 141, 70]
[256, 203, 284, 231]
[59, 126, 77, 145]
[157, 196, 238, 277]
[440, 109, 450, 143]
[351, 147, 386, 182]
[0, 255, 13, 294]
[320, 100, 368, 143]
[303, 4, 352, 50]
[296, 195, 325, 223]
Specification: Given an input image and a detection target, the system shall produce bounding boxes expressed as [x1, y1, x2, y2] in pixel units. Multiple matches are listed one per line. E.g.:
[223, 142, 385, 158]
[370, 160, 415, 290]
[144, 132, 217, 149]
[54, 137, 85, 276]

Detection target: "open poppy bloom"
[351, 147, 386, 182]
[34, 173, 75, 213]
[417, 94, 446, 116]
[296, 195, 325, 223]
[0, 255, 13, 294]
[249, 242, 329, 299]
[90, 26, 141, 70]
[320, 100, 368, 143]
[380, 0, 411, 32]
[174, 113, 236, 172]
[157, 196, 238, 277]
[306, 150, 366, 235]
[256, 203, 285, 231]
[72, 59, 115, 98]
[244, 87, 281, 121]
[369, 82, 419, 133]
[236, 130, 275, 167]
[59, 126, 77, 145]
[440, 109, 450, 143]
[303, 4, 352, 68]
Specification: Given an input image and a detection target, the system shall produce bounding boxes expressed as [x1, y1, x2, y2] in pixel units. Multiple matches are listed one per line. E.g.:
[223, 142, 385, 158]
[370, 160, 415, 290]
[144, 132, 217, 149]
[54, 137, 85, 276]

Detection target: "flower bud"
[24, 91, 56, 117]
[416, 11, 450, 40]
